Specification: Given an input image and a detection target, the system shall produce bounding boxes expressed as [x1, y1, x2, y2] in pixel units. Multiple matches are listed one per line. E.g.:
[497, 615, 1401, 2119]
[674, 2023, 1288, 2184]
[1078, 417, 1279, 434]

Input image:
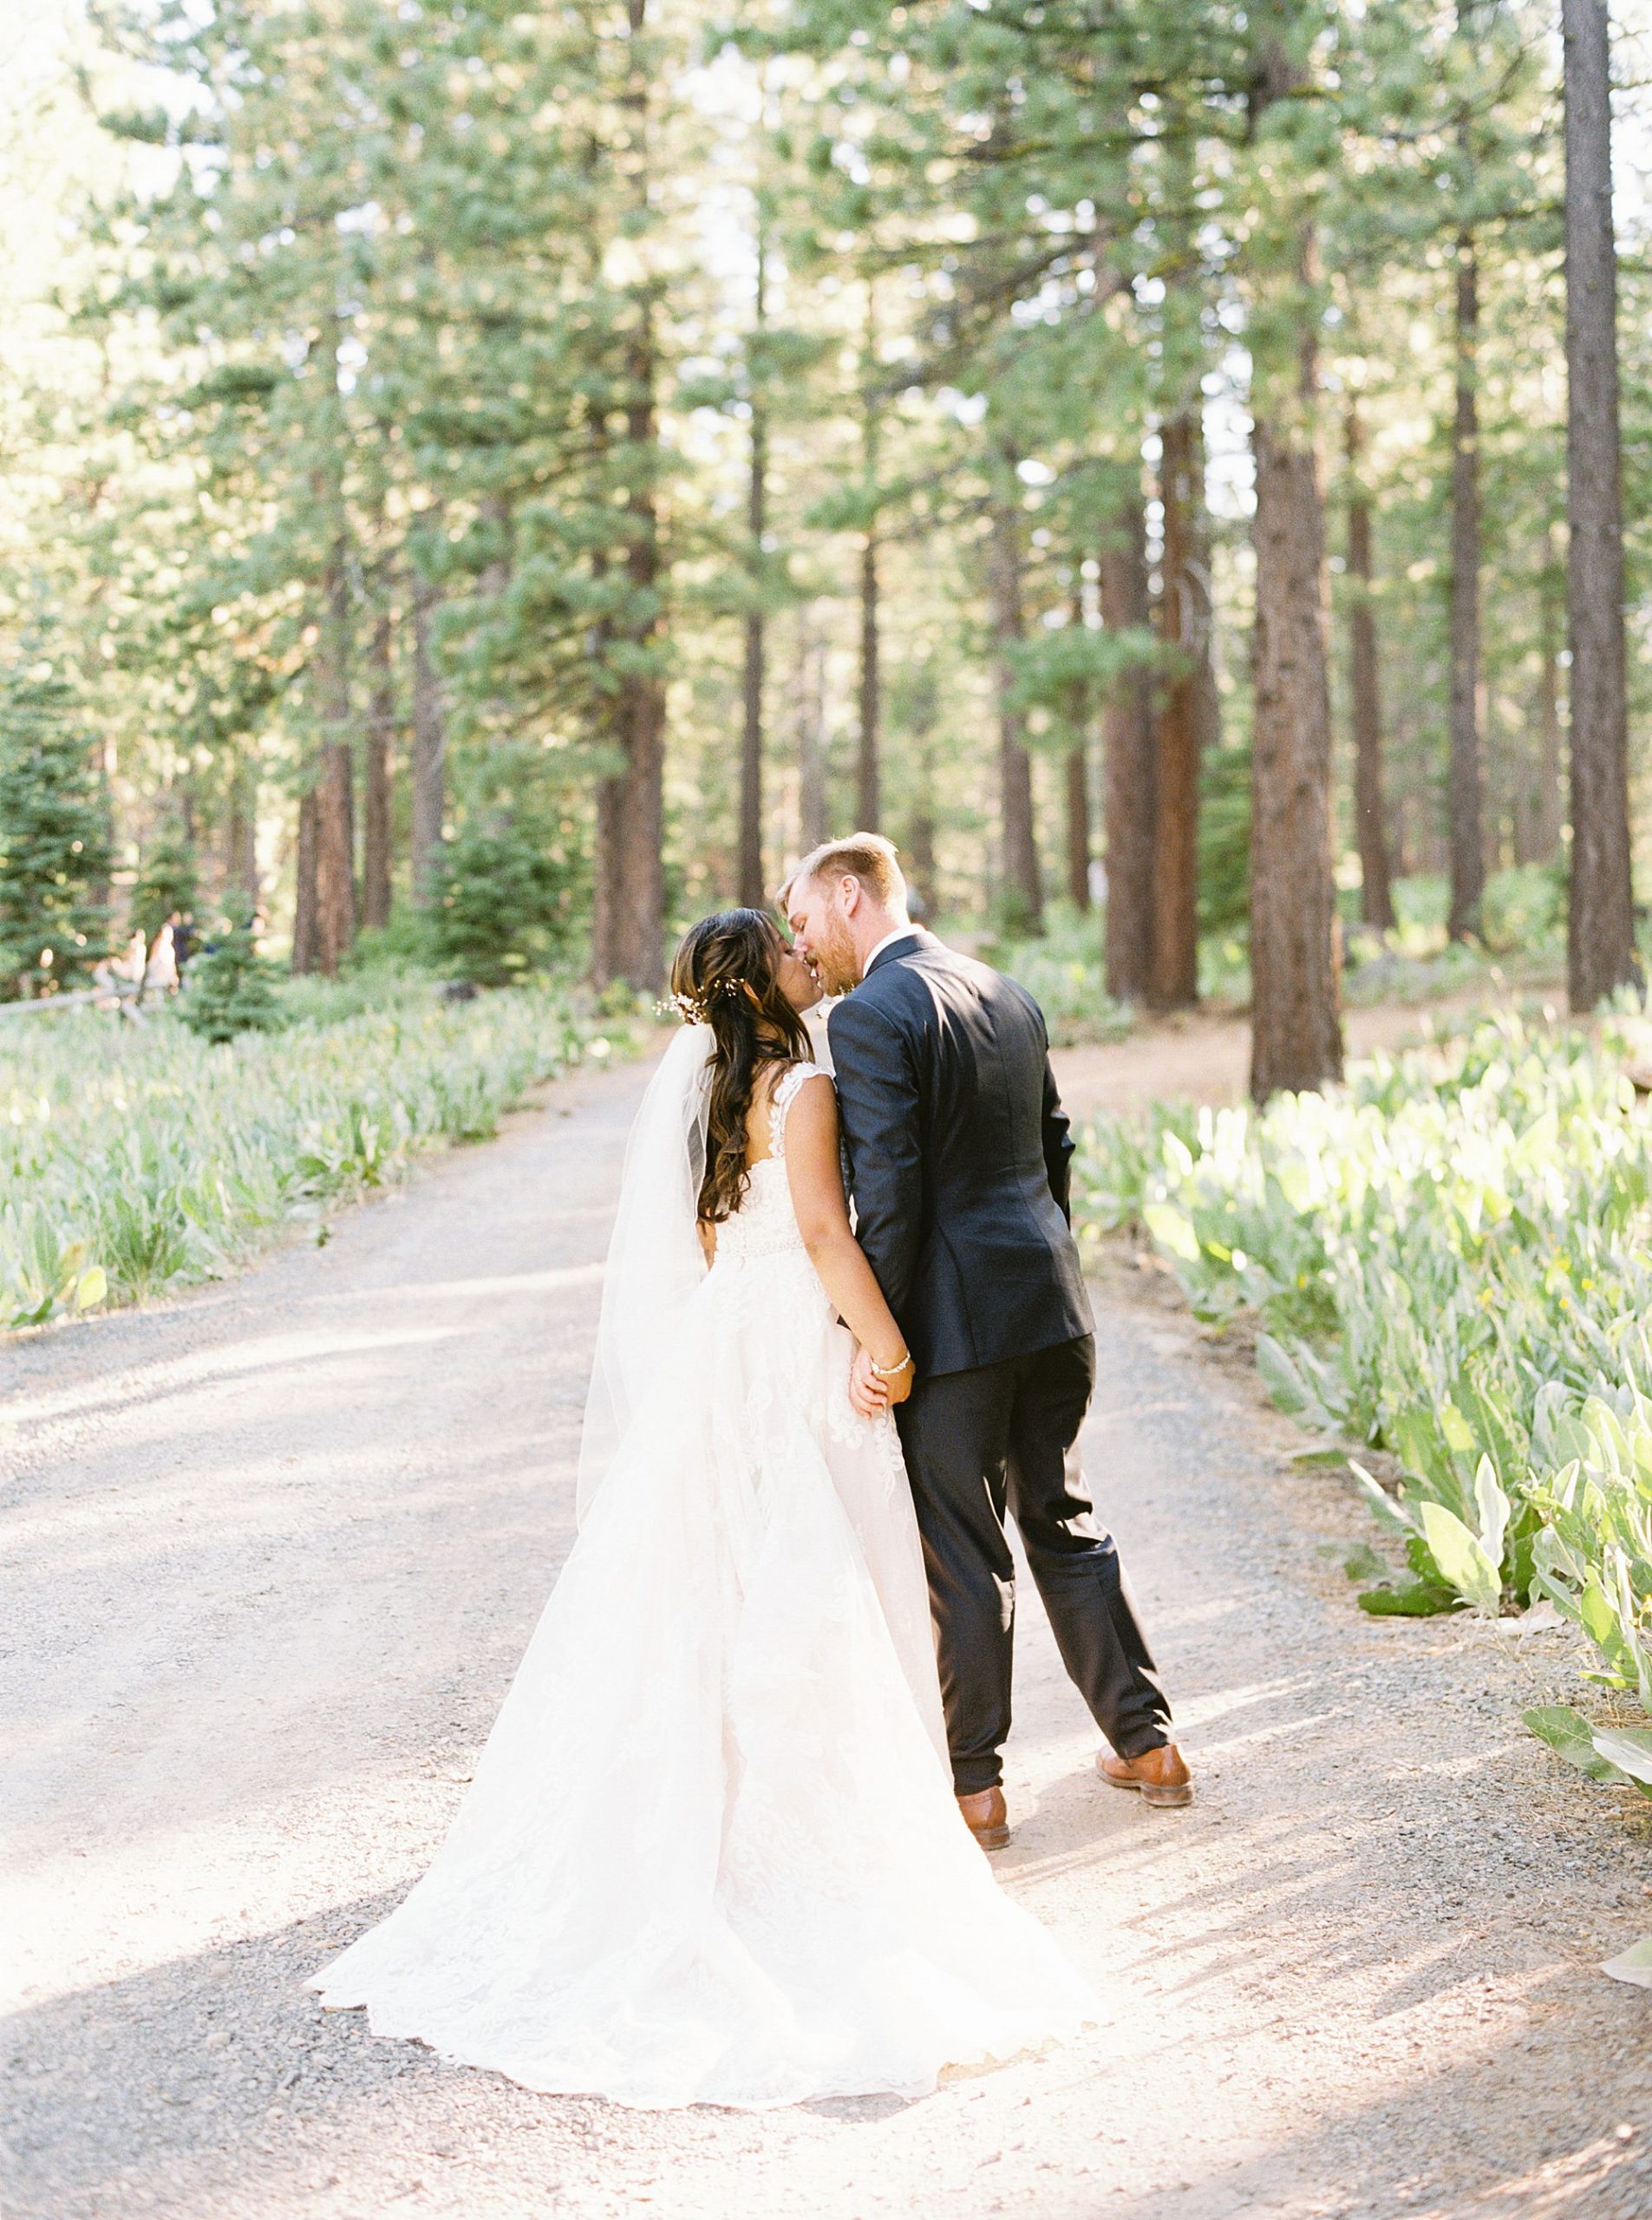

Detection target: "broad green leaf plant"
[1074, 1012, 1652, 1885]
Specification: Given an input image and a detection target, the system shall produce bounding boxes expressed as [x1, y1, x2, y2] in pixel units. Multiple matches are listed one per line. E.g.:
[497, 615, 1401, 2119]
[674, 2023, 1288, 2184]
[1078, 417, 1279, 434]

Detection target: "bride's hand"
[848, 1344, 889, 1419]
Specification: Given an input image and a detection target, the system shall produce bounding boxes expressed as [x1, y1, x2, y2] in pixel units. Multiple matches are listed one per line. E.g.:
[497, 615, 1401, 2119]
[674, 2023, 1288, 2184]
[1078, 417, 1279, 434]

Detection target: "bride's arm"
[783, 1073, 912, 1405]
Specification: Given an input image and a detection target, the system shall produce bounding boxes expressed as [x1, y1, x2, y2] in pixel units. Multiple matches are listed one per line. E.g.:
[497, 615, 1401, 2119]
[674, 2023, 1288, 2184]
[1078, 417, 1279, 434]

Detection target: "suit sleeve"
[1040, 1032, 1075, 1222]
[826, 994, 924, 1317]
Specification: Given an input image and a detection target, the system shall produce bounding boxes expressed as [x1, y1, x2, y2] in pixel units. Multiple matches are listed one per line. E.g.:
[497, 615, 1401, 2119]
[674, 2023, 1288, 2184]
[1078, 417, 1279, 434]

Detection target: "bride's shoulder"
[770, 1059, 833, 1111]
[767, 1061, 833, 1148]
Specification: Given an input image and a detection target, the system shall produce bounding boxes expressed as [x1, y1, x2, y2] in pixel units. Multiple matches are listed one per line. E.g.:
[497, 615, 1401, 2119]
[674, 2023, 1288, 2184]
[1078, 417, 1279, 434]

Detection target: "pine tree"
[179, 903, 285, 1043]
[0, 644, 111, 1000]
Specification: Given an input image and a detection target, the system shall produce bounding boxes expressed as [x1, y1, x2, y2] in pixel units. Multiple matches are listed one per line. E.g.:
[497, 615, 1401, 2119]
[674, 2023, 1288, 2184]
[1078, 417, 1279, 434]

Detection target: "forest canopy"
[3, 0, 1649, 1095]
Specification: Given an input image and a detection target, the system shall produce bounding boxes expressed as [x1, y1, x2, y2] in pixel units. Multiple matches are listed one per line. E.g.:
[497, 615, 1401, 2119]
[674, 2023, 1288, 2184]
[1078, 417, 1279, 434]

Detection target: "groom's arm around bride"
[784, 833, 1192, 1838]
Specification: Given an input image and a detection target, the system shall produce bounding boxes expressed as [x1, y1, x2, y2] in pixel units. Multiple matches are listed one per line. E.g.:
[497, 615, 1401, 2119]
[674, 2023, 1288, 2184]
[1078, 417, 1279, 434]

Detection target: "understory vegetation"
[991, 865, 1575, 1044]
[1, 983, 629, 1331]
[1073, 1011, 1652, 1818]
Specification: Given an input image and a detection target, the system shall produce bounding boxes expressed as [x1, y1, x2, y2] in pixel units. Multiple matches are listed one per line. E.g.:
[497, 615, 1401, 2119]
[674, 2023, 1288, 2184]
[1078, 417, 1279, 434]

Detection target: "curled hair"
[669, 909, 811, 1224]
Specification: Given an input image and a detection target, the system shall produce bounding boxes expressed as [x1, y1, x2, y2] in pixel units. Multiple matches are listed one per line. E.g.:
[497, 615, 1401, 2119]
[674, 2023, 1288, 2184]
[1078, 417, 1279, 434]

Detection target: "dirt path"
[5, 1055, 1651, 2220]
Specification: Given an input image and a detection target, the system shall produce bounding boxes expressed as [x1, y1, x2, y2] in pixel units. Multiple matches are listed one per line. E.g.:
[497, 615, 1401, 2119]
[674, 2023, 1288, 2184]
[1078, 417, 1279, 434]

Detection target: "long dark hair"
[670, 909, 811, 1224]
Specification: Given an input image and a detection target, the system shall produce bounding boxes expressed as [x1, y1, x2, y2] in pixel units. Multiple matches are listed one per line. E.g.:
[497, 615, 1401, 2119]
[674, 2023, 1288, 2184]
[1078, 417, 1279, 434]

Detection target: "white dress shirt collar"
[861, 924, 919, 982]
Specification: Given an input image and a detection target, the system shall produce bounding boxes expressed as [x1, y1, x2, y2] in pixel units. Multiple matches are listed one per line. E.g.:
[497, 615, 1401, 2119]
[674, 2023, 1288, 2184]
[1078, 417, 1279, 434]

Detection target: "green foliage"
[426, 811, 584, 987]
[129, 824, 199, 948]
[1198, 737, 1252, 942]
[0, 987, 626, 1329]
[1073, 1014, 1652, 1692]
[178, 904, 285, 1044]
[991, 904, 1135, 1047]
[1525, 1706, 1652, 1798]
[0, 645, 110, 1000]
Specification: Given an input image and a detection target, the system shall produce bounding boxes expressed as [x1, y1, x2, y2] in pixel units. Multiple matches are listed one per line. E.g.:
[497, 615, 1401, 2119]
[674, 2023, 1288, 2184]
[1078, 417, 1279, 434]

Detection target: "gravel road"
[5, 1052, 1651, 2220]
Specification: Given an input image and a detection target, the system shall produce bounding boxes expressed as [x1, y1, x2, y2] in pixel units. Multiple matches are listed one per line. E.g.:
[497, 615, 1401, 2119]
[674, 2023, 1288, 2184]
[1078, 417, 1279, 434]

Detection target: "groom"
[783, 833, 1191, 1846]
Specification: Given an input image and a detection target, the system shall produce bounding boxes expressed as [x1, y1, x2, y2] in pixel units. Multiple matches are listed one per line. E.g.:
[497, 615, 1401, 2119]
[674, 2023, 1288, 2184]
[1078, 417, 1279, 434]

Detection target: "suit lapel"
[862, 930, 930, 983]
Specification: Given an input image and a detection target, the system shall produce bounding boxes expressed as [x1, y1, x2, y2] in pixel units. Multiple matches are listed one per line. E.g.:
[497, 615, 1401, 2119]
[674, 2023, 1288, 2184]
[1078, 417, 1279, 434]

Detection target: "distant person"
[116, 928, 147, 984]
[170, 911, 196, 978]
[142, 924, 178, 999]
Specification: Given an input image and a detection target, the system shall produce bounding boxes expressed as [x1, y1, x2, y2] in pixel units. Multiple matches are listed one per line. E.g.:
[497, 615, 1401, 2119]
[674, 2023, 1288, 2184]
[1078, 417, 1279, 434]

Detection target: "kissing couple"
[312, 832, 1192, 2108]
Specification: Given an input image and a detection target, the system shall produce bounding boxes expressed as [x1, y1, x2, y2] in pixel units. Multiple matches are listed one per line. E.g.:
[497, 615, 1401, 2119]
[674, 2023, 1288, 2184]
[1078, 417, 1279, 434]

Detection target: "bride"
[310, 907, 1094, 2108]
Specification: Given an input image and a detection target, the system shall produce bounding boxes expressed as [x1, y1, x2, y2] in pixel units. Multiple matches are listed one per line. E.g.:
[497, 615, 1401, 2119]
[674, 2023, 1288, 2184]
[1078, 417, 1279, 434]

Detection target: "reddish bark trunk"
[362, 601, 394, 932]
[409, 568, 446, 907]
[989, 492, 1042, 936]
[1100, 494, 1154, 1004]
[1150, 412, 1203, 1008]
[1247, 31, 1344, 1103]
[1564, 0, 1638, 1008]
[1446, 233, 1486, 943]
[1345, 407, 1396, 932]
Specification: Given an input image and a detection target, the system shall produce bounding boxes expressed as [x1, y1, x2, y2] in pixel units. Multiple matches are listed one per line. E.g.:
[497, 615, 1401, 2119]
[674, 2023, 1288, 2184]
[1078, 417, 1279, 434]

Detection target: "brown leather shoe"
[1097, 1742, 1192, 1808]
[957, 1786, 1011, 1850]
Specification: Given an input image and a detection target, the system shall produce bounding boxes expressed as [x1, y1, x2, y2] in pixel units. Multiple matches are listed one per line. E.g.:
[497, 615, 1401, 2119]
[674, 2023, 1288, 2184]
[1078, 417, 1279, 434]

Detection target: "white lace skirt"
[310, 1249, 1095, 2108]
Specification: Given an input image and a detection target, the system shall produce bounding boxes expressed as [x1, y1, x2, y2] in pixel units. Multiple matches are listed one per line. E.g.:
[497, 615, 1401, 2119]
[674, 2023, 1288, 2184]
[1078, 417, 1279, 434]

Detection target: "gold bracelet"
[870, 1348, 914, 1380]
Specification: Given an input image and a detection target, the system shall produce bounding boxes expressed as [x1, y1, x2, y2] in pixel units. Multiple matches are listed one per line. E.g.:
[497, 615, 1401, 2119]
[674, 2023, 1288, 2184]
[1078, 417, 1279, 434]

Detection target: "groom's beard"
[815, 923, 859, 998]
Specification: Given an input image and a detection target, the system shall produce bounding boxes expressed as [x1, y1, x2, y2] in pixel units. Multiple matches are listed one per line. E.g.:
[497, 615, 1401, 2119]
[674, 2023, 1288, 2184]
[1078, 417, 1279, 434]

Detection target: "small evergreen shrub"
[427, 812, 582, 986]
[180, 904, 286, 1043]
[0, 644, 111, 1000]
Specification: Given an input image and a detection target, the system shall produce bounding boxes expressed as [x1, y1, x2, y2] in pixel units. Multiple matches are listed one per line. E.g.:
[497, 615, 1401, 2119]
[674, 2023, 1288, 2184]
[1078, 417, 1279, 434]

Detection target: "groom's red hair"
[778, 832, 905, 912]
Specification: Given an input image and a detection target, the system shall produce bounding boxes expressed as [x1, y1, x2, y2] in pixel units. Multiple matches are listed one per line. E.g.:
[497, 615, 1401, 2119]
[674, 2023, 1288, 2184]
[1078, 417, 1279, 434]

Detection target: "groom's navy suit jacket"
[827, 930, 1093, 1380]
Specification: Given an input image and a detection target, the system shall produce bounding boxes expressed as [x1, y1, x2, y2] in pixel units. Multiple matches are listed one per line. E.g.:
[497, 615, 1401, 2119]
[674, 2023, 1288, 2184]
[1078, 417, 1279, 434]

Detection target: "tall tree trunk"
[1446, 232, 1486, 942]
[1345, 405, 1396, 930]
[906, 666, 939, 915]
[226, 750, 258, 911]
[301, 309, 355, 979]
[1564, 0, 1637, 1009]
[739, 224, 767, 908]
[1100, 493, 1154, 1002]
[477, 491, 512, 602]
[291, 785, 320, 974]
[1066, 747, 1092, 911]
[856, 286, 881, 828]
[1065, 581, 1092, 911]
[989, 487, 1041, 936]
[307, 543, 356, 977]
[1247, 27, 1343, 1104]
[795, 605, 828, 850]
[1535, 530, 1565, 860]
[409, 565, 446, 906]
[362, 597, 394, 932]
[857, 532, 881, 827]
[1151, 411, 1203, 1007]
[591, 0, 666, 995]
[590, 319, 666, 992]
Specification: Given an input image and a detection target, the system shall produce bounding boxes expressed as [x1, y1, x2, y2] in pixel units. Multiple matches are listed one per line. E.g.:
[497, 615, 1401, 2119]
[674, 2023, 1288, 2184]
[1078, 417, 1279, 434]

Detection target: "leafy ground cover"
[989, 906, 1134, 1046]
[1, 983, 633, 1330]
[1072, 1007, 1652, 1830]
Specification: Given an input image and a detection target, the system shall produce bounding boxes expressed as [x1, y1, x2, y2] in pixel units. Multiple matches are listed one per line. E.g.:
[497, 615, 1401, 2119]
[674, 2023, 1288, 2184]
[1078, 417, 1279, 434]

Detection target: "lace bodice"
[712, 1063, 821, 1267]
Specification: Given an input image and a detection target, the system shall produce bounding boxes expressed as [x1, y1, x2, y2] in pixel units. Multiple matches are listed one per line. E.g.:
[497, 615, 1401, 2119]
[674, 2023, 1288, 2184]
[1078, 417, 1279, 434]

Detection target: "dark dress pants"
[894, 1333, 1171, 1797]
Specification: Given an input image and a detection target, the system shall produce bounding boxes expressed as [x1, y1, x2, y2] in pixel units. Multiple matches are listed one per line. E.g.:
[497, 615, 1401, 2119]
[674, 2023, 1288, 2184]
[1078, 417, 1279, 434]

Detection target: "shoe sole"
[966, 1824, 1012, 1850]
[1099, 1767, 1193, 1810]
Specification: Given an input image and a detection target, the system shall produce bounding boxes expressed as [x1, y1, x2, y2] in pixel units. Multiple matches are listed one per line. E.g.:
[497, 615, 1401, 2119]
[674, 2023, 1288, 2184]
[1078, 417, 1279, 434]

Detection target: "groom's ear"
[837, 873, 863, 918]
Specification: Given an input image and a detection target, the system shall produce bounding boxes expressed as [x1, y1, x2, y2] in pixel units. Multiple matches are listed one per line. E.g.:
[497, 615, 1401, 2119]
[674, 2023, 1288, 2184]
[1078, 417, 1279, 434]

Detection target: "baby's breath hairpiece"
[656, 977, 749, 1025]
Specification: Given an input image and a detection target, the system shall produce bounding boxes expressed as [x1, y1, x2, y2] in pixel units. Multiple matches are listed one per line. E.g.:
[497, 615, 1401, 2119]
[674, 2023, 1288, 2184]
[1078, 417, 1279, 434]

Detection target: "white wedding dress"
[310, 1056, 1094, 2107]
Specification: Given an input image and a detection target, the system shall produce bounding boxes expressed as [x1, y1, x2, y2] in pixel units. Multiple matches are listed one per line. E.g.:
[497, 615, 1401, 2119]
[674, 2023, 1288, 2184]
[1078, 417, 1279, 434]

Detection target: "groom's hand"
[849, 1344, 890, 1419]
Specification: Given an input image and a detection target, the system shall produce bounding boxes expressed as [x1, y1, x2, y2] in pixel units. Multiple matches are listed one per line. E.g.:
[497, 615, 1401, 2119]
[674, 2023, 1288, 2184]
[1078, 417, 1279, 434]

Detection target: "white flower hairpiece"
[656, 978, 749, 1025]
